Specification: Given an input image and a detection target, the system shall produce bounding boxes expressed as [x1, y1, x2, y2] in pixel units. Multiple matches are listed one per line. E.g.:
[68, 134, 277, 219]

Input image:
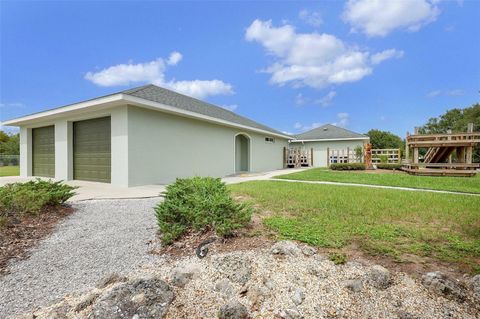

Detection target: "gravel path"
[0, 197, 162, 318]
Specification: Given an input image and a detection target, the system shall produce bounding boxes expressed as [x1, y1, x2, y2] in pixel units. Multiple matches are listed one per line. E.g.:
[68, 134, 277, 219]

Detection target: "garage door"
[73, 117, 111, 183]
[32, 126, 55, 177]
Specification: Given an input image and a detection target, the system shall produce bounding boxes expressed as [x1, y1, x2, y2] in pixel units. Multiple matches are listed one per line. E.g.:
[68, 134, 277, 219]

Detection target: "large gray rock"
[218, 300, 249, 319]
[422, 271, 465, 302]
[271, 241, 302, 256]
[171, 266, 197, 287]
[291, 288, 305, 305]
[368, 265, 392, 289]
[213, 253, 252, 284]
[88, 277, 174, 319]
[344, 279, 363, 292]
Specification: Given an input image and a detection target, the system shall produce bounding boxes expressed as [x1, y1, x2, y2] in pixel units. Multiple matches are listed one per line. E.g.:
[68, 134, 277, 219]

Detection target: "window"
[265, 137, 275, 143]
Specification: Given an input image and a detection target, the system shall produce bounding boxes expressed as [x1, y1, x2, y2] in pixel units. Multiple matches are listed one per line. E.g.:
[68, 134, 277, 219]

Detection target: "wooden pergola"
[403, 123, 480, 177]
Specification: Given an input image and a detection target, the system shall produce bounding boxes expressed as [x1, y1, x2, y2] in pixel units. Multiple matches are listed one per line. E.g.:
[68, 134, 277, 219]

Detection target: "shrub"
[0, 179, 76, 217]
[379, 155, 389, 163]
[155, 177, 253, 244]
[330, 163, 366, 171]
[376, 163, 403, 170]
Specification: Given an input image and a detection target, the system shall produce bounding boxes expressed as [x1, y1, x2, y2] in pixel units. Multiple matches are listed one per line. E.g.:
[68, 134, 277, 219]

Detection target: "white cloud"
[315, 90, 336, 107]
[220, 104, 238, 111]
[332, 112, 350, 127]
[85, 53, 234, 99]
[371, 49, 404, 65]
[294, 121, 323, 132]
[299, 9, 323, 27]
[245, 19, 402, 89]
[165, 80, 234, 100]
[427, 89, 465, 98]
[343, 0, 440, 37]
[167, 51, 183, 65]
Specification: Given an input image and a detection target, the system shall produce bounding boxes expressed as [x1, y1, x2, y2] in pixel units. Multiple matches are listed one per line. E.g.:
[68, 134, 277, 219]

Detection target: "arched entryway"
[235, 133, 250, 173]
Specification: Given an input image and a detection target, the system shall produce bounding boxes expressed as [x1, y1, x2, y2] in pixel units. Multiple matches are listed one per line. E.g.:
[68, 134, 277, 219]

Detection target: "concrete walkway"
[270, 178, 480, 196]
[0, 168, 308, 202]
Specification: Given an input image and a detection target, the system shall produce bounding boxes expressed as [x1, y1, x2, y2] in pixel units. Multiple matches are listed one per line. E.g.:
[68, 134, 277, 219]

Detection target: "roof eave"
[290, 137, 370, 142]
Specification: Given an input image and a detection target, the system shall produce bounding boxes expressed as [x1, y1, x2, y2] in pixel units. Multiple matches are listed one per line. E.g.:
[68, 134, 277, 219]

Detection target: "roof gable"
[294, 124, 368, 140]
[123, 85, 286, 137]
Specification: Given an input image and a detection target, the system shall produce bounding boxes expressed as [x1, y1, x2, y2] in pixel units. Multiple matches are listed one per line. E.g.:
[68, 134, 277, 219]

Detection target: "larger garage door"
[32, 126, 55, 177]
[73, 117, 111, 183]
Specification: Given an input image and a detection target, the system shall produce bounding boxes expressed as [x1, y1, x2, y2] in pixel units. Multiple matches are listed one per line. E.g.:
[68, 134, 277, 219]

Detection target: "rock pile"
[22, 241, 479, 319]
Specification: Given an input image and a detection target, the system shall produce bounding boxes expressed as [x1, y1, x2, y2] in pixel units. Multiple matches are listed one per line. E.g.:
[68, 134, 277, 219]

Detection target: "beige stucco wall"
[127, 106, 288, 186]
[291, 139, 368, 167]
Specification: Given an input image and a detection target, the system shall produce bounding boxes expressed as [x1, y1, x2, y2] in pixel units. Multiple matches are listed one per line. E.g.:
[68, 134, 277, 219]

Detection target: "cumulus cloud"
[342, 0, 440, 37]
[299, 9, 323, 27]
[245, 19, 402, 89]
[371, 49, 404, 65]
[167, 51, 183, 65]
[85, 53, 234, 99]
[332, 112, 350, 127]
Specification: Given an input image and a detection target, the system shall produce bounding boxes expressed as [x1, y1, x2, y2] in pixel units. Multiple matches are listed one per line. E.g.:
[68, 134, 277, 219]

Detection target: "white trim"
[2, 93, 292, 140]
[123, 95, 291, 139]
[290, 137, 369, 142]
[2, 94, 124, 126]
[233, 132, 251, 173]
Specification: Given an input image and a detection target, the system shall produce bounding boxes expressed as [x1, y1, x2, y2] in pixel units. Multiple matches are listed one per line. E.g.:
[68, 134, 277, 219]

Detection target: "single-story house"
[2, 84, 368, 186]
[290, 124, 370, 167]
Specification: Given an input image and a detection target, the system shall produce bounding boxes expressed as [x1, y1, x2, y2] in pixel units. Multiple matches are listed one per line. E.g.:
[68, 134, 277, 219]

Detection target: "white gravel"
[0, 197, 162, 318]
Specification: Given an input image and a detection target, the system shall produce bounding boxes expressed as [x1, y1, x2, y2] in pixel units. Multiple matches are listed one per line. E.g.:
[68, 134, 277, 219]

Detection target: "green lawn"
[0, 166, 19, 177]
[229, 181, 480, 273]
[276, 168, 480, 194]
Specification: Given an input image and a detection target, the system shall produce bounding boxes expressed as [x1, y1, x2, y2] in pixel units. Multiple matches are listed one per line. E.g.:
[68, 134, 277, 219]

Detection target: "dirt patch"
[0, 205, 74, 276]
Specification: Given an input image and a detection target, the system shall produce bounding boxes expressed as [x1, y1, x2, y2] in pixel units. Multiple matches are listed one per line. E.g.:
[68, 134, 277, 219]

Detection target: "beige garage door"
[32, 126, 55, 177]
[73, 117, 111, 183]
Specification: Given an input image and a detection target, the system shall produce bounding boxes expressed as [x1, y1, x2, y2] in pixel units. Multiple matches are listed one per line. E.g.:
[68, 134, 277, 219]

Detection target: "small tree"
[354, 145, 363, 163]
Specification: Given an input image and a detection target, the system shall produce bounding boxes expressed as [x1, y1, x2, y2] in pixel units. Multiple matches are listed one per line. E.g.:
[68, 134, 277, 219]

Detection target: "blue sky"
[1, 0, 479, 136]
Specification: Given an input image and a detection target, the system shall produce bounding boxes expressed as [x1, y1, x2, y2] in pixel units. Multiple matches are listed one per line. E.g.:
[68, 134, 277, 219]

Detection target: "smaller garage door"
[313, 149, 328, 167]
[73, 117, 111, 183]
[32, 126, 55, 177]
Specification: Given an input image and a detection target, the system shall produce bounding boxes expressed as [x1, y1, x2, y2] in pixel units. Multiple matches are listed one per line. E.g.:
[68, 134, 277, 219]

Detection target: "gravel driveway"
[0, 197, 162, 318]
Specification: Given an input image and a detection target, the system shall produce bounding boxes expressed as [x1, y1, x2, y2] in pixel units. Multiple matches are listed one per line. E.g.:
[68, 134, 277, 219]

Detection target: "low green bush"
[0, 179, 76, 217]
[330, 163, 366, 171]
[155, 177, 253, 244]
[376, 163, 403, 170]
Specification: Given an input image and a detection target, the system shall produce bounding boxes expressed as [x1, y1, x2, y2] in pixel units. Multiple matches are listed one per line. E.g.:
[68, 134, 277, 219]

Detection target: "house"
[2, 85, 290, 186]
[290, 124, 369, 167]
[2, 85, 369, 186]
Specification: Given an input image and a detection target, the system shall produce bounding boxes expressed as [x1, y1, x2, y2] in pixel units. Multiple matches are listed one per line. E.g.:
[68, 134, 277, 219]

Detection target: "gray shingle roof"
[293, 124, 368, 140]
[123, 85, 288, 137]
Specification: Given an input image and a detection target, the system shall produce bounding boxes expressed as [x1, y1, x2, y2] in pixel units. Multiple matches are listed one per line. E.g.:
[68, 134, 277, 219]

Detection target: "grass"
[276, 168, 480, 194]
[229, 180, 480, 273]
[0, 166, 19, 177]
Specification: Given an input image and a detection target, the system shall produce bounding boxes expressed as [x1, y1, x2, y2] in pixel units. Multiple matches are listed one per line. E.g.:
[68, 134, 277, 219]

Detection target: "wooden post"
[466, 123, 474, 164]
[413, 147, 419, 164]
[310, 148, 313, 167]
[405, 132, 410, 162]
[283, 147, 287, 168]
[327, 147, 330, 167]
[347, 147, 350, 163]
